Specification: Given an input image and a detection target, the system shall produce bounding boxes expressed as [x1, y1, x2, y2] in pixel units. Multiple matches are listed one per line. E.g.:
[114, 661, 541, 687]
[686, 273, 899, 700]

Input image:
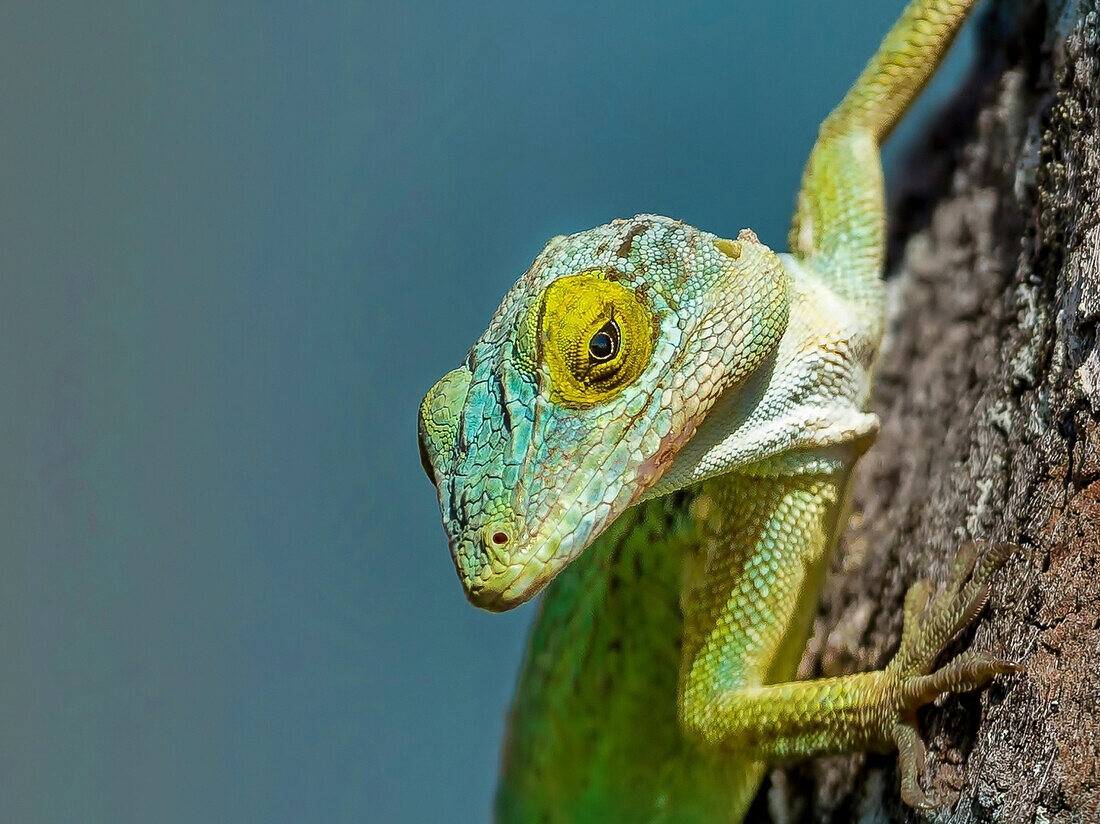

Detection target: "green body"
[418, 1, 1019, 821]
[496, 492, 750, 823]
[497, 476, 844, 822]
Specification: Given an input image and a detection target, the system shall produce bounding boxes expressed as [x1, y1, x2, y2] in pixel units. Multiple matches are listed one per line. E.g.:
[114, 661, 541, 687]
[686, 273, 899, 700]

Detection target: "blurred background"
[0, 2, 974, 821]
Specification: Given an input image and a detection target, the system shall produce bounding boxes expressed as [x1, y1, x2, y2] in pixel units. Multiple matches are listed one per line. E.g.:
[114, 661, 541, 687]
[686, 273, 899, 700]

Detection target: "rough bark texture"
[765, 2, 1100, 821]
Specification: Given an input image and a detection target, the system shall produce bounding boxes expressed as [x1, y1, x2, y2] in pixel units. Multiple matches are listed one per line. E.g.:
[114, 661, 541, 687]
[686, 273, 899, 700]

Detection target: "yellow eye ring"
[537, 271, 655, 408]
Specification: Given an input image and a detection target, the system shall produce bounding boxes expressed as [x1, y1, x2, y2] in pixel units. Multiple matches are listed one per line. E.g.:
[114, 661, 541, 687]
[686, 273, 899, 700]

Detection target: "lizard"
[417, 0, 1021, 821]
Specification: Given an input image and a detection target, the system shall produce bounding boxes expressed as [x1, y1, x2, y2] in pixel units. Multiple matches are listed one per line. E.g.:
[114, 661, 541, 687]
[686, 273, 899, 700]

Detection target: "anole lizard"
[418, 0, 1020, 820]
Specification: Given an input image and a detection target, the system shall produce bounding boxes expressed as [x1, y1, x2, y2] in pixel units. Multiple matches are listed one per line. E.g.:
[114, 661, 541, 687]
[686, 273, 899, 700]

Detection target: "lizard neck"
[641, 253, 880, 502]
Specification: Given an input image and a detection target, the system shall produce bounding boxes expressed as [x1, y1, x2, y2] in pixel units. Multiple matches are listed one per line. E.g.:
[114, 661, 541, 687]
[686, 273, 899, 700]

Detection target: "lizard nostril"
[481, 526, 512, 559]
[480, 525, 513, 557]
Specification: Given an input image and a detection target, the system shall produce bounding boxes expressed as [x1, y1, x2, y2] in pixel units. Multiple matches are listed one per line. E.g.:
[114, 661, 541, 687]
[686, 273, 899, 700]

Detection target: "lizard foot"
[884, 541, 1022, 809]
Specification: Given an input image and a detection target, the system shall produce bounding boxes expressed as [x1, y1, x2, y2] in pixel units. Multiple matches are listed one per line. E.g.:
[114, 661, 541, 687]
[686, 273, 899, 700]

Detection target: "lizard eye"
[537, 270, 655, 408]
[588, 320, 619, 362]
[417, 366, 471, 488]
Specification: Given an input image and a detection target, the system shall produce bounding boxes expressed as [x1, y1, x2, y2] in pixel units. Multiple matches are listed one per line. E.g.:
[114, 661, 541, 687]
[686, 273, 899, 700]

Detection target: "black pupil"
[588, 321, 619, 362]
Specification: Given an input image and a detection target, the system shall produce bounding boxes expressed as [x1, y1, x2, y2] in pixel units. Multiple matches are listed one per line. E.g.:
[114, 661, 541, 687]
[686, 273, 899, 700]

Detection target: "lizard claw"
[890, 541, 1016, 678]
[895, 721, 933, 809]
[886, 541, 1023, 808]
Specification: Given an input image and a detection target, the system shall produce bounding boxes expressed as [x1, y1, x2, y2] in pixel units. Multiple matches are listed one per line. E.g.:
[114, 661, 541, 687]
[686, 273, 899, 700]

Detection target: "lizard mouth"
[463, 566, 553, 612]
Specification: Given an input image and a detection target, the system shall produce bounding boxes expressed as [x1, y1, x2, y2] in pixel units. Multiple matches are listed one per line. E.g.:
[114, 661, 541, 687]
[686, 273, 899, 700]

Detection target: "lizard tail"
[787, 0, 978, 320]
[824, 0, 976, 145]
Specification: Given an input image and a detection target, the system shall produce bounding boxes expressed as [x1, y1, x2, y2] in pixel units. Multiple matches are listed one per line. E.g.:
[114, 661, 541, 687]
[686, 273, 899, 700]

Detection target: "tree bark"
[766, 2, 1100, 821]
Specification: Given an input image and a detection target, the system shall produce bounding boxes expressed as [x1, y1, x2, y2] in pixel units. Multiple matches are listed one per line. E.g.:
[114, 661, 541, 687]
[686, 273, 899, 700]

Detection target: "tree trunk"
[766, 2, 1100, 821]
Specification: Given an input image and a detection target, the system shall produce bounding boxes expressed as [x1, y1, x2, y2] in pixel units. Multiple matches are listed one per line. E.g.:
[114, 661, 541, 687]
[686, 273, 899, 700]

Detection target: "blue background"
[0, 2, 973, 821]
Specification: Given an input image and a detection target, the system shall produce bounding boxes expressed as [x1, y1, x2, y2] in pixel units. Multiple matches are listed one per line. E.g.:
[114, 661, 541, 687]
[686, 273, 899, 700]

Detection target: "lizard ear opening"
[539, 271, 656, 408]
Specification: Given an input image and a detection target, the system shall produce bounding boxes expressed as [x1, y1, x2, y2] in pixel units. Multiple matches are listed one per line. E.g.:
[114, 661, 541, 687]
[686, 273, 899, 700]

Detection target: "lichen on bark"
[765, 2, 1100, 821]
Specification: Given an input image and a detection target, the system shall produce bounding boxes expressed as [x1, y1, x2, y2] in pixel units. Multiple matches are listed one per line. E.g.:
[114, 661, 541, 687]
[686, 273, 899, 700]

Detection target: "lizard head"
[419, 215, 789, 611]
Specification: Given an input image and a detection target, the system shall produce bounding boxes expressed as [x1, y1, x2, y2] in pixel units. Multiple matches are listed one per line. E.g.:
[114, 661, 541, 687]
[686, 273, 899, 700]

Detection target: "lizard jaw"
[453, 502, 614, 611]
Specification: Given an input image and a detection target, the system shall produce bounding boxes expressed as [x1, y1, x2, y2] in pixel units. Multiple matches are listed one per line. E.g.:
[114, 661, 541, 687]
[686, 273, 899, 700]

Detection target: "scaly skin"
[418, 1, 1020, 821]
